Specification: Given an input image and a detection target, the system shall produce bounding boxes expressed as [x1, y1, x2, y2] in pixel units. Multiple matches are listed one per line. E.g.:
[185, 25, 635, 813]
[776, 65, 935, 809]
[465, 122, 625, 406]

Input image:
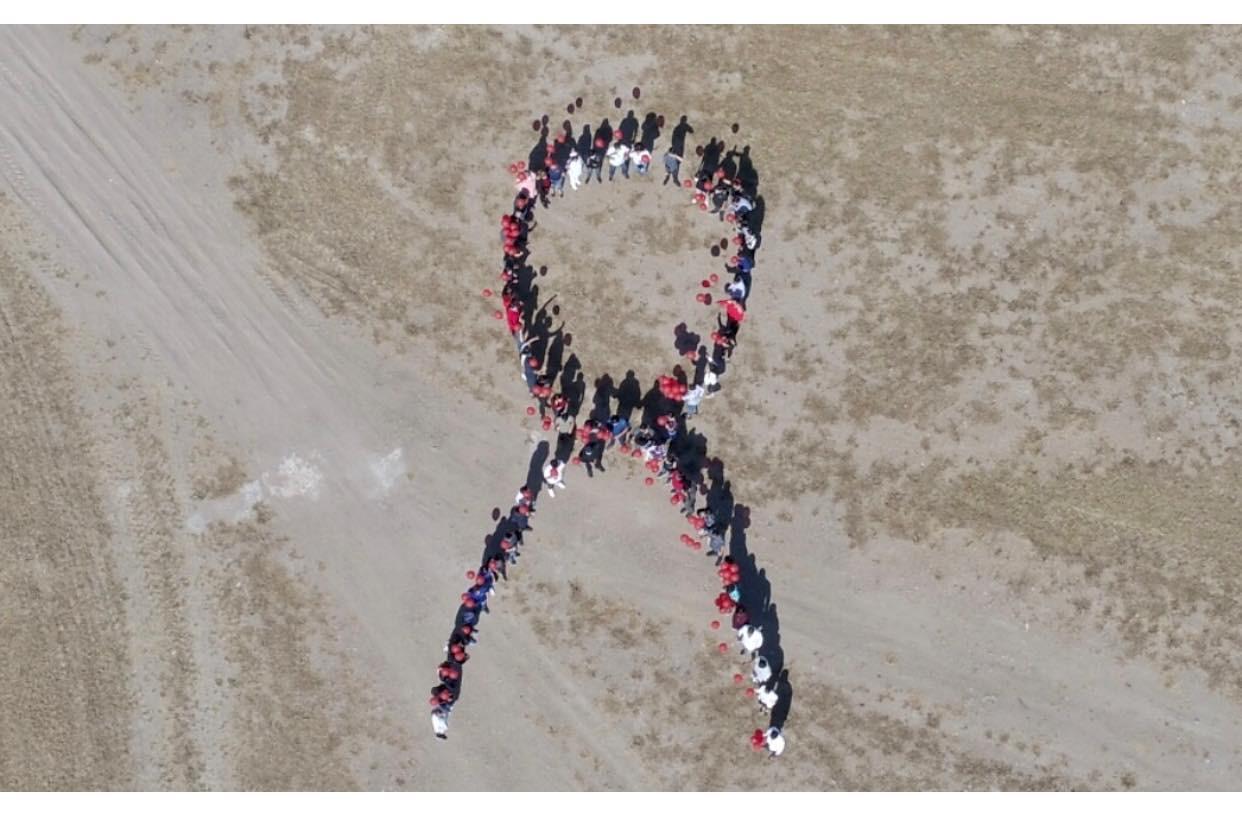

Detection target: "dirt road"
[1, 25, 1240, 790]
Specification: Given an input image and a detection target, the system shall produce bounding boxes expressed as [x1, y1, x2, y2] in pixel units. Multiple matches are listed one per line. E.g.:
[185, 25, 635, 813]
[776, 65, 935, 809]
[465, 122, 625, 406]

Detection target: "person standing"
[542, 458, 568, 496]
[631, 144, 652, 177]
[547, 161, 565, 197]
[663, 114, 693, 186]
[683, 383, 706, 417]
[662, 150, 682, 186]
[431, 705, 450, 740]
[567, 149, 584, 191]
[763, 727, 785, 759]
[586, 137, 605, 185]
[751, 655, 772, 686]
[579, 436, 606, 477]
[606, 414, 630, 447]
[737, 624, 764, 657]
[756, 684, 779, 714]
[607, 138, 631, 181]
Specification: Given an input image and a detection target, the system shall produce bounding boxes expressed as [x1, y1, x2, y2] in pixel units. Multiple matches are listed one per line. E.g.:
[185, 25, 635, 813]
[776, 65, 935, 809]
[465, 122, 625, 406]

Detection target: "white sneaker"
[547, 489, 555, 498]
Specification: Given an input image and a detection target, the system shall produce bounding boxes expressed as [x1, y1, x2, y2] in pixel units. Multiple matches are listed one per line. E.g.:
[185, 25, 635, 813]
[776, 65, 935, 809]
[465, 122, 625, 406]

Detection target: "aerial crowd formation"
[430, 90, 787, 761]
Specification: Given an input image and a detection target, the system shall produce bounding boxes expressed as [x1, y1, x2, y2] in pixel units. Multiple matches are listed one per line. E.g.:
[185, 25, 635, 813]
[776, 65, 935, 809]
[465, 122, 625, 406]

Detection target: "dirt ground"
[2, 24, 1241, 790]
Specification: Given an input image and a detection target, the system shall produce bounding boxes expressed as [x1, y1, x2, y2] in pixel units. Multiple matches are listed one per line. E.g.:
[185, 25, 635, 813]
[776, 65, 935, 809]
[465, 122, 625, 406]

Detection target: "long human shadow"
[727, 502, 787, 683]
[589, 374, 614, 423]
[615, 370, 643, 421]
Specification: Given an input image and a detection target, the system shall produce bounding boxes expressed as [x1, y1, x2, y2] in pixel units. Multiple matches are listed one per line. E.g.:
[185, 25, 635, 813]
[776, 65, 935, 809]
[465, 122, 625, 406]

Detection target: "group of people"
[433, 103, 783, 757]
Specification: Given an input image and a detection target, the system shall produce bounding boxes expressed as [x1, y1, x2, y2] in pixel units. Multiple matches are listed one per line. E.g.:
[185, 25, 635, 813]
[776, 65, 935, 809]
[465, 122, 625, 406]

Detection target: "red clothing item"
[722, 300, 746, 323]
[506, 305, 522, 334]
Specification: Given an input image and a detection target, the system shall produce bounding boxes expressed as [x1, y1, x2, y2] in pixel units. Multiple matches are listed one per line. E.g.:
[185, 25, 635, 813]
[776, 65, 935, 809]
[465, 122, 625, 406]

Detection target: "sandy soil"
[2, 24, 1241, 790]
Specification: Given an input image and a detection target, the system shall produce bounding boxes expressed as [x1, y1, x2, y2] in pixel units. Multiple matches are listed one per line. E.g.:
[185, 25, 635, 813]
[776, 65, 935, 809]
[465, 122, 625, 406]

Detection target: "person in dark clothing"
[507, 503, 533, 531]
[579, 437, 606, 477]
[586, 137, 605, 184]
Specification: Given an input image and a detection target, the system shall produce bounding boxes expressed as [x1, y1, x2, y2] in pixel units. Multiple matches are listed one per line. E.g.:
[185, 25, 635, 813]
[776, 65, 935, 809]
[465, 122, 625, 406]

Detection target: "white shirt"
[765, 729, 785, 756]
[542, 462, 563, 483]
[738, 625, 764, 654]
[606, 144, 631, 166]
[632, 149, 651, 166]
[431, 709, 449, 736]
[684, 385, 706, 408]
[751, 656, 772, 685]
[756, 685, 779, 711]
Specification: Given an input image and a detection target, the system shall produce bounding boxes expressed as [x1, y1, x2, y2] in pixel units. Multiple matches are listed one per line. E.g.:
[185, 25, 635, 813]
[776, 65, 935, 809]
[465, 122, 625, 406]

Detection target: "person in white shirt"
[683, 383, 706, 417]
[756, 684, 779, 713]
[542, 458, 567, 497]
[431, 706, 449, 740]
[566, 149, 584, 191]
[751, 654, 772, 686]
[736, 624, 764, 656]
[606, 139, 631, 181]
[725, 276, 748, 304]
[631, 145, 652, 176]
[763, 726, 785, 758]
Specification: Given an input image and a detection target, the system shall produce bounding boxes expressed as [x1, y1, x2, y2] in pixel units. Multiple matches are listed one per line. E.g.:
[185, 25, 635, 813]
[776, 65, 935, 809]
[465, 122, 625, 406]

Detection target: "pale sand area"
[1, 25, 1241, 789]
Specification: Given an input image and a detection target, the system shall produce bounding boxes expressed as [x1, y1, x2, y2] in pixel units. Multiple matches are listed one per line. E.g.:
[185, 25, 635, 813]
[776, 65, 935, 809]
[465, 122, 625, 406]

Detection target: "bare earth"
[2, 25, 1241, 790]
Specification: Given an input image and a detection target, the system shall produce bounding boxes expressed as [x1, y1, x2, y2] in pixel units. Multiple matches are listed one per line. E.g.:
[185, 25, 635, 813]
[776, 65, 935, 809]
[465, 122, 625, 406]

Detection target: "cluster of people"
[437, 101, 782, 755]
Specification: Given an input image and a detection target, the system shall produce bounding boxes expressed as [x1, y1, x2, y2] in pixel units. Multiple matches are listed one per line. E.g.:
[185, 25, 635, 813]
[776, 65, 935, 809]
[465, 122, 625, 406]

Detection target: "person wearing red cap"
[585, 138, 605, 184]
[507, 503, 533, 533]
[631, 144, 652, 177]
[546, 162, 565, 198]
[541, 458, 567, 497]
[719, 297, 746, 324]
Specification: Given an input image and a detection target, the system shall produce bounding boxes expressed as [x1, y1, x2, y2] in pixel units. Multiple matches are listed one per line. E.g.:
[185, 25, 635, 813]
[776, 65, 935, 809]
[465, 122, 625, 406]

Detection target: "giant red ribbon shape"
[431, 96, 787, 757]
